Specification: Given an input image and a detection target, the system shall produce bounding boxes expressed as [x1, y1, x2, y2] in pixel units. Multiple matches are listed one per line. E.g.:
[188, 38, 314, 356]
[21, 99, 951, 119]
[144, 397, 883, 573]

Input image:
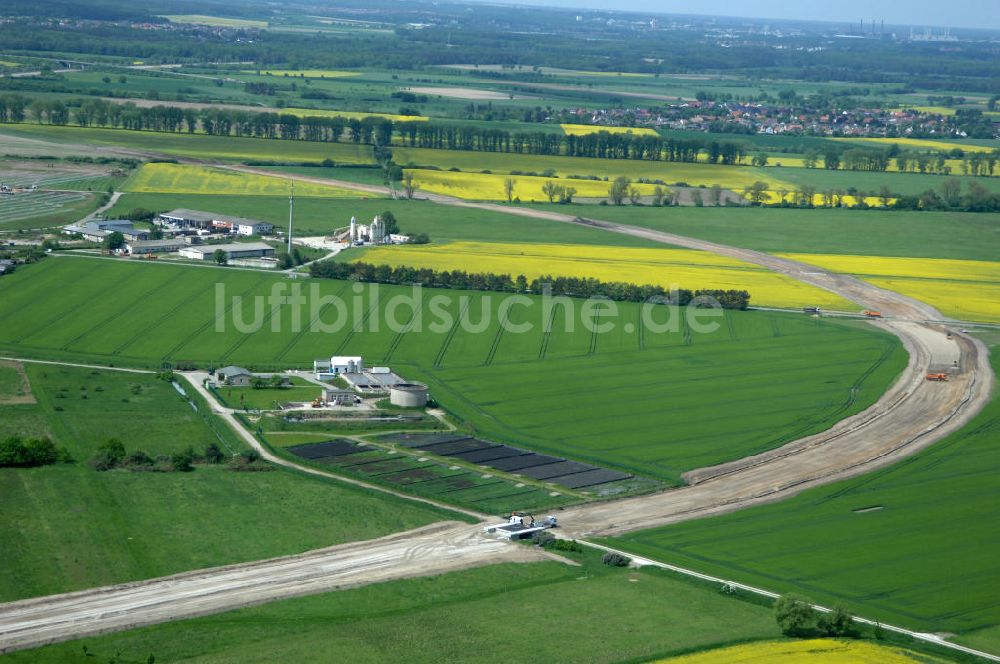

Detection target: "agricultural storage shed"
[216, 366, 252, 386]
[157, 209, 275, 236]
[127, 239, 186, 254]
[179, 242, 275, 261]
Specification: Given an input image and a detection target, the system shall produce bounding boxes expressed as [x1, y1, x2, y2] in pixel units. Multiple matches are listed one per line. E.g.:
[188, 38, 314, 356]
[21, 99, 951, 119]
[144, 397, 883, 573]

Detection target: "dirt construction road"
[0, 522, 551, 654]
[0, 162, 992, 654]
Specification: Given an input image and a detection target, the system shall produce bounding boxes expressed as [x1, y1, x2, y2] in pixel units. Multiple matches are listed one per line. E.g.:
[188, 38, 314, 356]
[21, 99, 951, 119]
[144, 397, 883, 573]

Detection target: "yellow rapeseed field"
[125, 163, 364, 198]
[356, 241, 853, 309]
[254, 70, 359, 78]
[904, 105, 958, 116]
[282, 108, 428, 122]
[403, 169, 665, 201]
[561, 124, 660, 137]
[392, 147, 789, 192]
[655, 639, 946, 663]
[758, 155, 982, 176]
[779, 253, 1000, 323]
[834, 137, 997, 154]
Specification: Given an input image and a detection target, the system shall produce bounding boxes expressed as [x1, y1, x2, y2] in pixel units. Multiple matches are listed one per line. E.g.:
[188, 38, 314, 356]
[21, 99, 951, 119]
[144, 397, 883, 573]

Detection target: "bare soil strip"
[0, 359, 34, 405]
[0, 522, 550, 654]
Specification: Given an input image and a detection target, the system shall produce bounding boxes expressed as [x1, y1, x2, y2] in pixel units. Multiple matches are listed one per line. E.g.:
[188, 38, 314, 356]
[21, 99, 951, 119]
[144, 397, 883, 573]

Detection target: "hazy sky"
[497, 0, 1000, 31]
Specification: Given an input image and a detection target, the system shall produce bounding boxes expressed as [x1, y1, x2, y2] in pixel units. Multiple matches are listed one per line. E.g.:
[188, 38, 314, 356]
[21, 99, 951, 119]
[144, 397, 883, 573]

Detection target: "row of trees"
[0, 436, 71, 468]
[309, 260, 751, 310]
[4, 93, 996, 177]
[892, 178, 1000, 212]
[398, 122, 749, 163]
[89, 438, 203, 472]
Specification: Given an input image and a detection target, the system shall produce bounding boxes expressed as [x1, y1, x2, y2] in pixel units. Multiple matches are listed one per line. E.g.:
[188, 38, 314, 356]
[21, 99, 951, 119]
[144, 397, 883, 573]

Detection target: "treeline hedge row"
[309, 260, 751, 310]
[0, 95, 747, 165]
[3, 95, 997, 173]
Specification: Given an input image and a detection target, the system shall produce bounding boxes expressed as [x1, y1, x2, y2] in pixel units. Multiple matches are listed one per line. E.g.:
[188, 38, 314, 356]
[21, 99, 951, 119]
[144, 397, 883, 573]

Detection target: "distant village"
[561, 101, 993, 139]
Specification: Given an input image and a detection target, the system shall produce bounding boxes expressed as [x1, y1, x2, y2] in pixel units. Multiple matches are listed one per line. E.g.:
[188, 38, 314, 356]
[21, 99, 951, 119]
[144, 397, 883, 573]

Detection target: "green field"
[0, 124, 374, 164]
[0, 362, 26, 399]
[213, 377, 320, 410]
[607, 350, 1000, 649]
[571, 205, 1000, 262]
[0, 257, 905, 483]
[0, 191, 103, 231]
[0, 363, 449, 601]
[0, 551, 783, 664]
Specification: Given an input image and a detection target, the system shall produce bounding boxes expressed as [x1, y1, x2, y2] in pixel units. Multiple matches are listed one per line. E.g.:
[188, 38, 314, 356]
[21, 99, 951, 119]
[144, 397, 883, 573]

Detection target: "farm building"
[63, 220, 136, 242]
[178, 242, 275, 261]
[323, 387, 357, 405]
[155, 209, 216, 229]
[216, 366, 252, 386]
[121, 228, 151, 242]
[156, 209, 274, 236]
[126, 239, 186, 254]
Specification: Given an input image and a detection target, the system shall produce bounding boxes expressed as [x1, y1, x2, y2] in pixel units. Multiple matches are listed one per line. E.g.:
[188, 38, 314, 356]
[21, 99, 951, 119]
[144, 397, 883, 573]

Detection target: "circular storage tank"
[390, 382, 429, 408]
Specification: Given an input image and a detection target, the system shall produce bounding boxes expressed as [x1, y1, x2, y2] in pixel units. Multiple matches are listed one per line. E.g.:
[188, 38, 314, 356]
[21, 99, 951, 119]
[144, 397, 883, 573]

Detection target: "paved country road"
[0, 152, 992, 659]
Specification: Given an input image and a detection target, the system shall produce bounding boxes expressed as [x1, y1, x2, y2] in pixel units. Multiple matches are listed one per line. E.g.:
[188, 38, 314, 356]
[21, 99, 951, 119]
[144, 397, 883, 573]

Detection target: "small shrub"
[602, 551, 631, 567]
[550, 539, 583, 553]
[531, 531, 555, 547]
[171, 448, 195, 472]
[124, 450, 154, 467]
[203, 443, 224, 464]
[818, 605, 856, 637]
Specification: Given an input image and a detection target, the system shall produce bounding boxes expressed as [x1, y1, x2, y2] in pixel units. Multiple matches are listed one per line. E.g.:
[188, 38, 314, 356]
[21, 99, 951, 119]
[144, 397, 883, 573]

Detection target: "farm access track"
[0, 159, 993, 657]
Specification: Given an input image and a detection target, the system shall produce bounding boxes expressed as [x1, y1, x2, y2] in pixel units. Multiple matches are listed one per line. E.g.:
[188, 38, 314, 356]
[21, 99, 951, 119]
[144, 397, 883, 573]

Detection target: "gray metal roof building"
[179, 242, 276, 261]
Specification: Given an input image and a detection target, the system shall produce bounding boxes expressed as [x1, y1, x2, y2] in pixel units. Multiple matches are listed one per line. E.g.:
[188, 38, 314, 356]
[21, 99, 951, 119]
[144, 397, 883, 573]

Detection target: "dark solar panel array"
[415, 438, 494, 456]
[551, 469, 632, 489]
[518, 461, 594, 480]
[487, 453, 564, 472]
[453, 447, 530, 464]
[372, 433, 633, 490]
[386, 433, 471, 448]
[288, 440, 361, 459]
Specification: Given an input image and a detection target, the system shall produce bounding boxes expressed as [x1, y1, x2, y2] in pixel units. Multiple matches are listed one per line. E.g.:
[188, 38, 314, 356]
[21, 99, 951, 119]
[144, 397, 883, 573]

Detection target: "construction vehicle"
[926, 373, 949, 382]
[863, 310, 882, 318]
[483, 511, 558, 540]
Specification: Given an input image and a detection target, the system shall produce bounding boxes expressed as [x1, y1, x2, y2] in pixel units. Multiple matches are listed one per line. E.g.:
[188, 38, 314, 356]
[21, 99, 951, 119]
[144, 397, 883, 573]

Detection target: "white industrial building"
[179, 242, 275, 261]
[348, 215, 387, 245]
[314, 356, 364, 379]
